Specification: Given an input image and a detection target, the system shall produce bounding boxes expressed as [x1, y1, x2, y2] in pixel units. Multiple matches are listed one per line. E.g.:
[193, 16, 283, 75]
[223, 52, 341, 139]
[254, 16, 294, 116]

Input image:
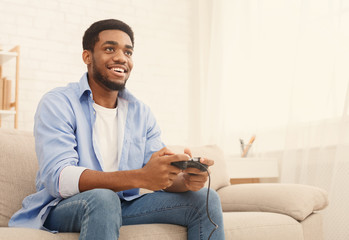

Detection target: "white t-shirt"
[92, 103, 119, 172]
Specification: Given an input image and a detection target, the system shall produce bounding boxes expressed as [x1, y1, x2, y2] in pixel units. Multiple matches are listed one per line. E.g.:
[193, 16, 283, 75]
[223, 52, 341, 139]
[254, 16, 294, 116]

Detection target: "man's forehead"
[98, 29, 133, 46]
[101, 40, 133, 50]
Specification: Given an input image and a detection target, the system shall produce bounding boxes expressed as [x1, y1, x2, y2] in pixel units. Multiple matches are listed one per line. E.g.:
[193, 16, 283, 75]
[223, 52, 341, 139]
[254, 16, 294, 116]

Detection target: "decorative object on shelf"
[0, 45, 20, 128]
[240, 135, 256, 157]
[1, 77, 12, 110]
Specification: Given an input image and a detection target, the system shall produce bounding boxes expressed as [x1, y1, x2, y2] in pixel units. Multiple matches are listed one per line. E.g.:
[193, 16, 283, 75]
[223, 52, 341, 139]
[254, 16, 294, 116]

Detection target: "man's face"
[89, 29, 134, 91]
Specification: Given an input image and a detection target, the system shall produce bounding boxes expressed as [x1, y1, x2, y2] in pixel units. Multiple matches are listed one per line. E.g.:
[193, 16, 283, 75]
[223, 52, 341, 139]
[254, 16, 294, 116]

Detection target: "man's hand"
[141, 147, 190, 191]
[182, 158, 213, 191]
[182, 148, 214, 191]
[164, 148, 214, 192]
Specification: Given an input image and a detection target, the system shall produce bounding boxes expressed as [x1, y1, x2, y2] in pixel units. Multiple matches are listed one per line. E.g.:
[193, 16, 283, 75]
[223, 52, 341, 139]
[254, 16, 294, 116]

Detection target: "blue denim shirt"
[9, 73, 165, 229]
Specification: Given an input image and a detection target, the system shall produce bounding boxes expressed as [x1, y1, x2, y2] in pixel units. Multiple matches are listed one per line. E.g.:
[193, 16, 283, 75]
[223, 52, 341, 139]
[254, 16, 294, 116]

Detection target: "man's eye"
[125, 50, 133, 56]
[106, 47, 114, 52]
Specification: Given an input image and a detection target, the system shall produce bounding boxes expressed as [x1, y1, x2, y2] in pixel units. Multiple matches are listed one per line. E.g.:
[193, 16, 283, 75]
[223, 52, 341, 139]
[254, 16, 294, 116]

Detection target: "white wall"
[0, 0, 195, 145]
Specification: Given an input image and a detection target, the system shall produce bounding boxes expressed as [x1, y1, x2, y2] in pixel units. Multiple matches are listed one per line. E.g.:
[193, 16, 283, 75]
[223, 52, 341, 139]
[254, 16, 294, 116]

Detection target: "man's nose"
[112, 49, 127, 63]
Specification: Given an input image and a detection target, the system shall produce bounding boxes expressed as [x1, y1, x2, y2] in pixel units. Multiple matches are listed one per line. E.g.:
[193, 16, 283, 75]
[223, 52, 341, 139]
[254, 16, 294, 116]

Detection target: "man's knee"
[207, 188, 223, 213]
[195, 188, 221, 206]
[83, 189, 122, 220]
[208, 188, 221, 206]
[184, 188, 221, 216]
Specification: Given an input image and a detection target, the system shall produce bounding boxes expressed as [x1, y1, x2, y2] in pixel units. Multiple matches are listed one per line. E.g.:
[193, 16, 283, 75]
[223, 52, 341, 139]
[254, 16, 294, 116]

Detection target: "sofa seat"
[0, 224, 187, 240]
[1, 211, 317, 240]
[223, 212, 304, 240]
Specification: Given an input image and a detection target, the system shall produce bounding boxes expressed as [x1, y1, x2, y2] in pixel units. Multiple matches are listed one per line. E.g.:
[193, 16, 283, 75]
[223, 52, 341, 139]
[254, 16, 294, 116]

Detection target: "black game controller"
[171, 157, 208, 172]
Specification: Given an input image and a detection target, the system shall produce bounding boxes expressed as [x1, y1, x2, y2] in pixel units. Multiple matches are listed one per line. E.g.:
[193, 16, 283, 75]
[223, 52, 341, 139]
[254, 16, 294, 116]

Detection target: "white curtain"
[195, 0, 349, 239]
[281, 110, 349, 240]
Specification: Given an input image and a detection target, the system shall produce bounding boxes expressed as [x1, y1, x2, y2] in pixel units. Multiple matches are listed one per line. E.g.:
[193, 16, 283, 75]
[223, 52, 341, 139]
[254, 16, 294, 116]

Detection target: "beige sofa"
[0, 129, 328, 240]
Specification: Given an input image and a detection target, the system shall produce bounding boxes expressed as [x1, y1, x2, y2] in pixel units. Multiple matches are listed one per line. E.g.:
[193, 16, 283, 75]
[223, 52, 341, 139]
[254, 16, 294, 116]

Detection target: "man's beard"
[92, 57, 127, 91]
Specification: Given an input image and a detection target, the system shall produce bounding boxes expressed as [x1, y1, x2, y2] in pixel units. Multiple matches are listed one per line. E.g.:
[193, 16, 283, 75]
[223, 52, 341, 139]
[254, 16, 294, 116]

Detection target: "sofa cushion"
[0, 224, 187, 240]
[167, 145, 230, 191]
[1, 212, 304, 240]
[301, 213, 324, 240]
[223, 212, 304, 240]
[0, 227, 59, 240]
[218, 183, 329, 221]
[119, 224, 187, 240]
[0, 129, 38, 227]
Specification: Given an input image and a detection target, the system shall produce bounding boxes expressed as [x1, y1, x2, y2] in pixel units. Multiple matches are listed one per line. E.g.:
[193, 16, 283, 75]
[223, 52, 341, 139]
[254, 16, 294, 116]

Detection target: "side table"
[226, 157, 279, 184]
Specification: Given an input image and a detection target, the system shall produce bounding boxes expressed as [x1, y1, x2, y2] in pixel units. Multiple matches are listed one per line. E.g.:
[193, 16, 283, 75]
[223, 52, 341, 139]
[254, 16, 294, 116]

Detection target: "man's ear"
[82, 50, 92, 64]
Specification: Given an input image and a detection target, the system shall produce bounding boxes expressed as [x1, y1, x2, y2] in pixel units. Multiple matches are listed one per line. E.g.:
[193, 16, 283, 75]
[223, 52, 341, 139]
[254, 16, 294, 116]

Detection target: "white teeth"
[112, 68, 125, 73]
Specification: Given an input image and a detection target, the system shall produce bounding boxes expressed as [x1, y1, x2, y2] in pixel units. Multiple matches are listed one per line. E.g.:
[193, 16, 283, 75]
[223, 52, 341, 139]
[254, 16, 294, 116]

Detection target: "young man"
[9, 19, 225, 239]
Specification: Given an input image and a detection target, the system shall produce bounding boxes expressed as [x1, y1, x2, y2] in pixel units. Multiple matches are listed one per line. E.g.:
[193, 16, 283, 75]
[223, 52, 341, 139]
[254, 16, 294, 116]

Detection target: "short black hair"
[82, 19, 134, 51]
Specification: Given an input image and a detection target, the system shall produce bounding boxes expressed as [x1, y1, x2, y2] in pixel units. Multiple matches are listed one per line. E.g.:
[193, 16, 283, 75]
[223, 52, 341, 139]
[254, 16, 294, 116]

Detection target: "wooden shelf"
[0, 46, 20, 129]
[230, 178, 260, 185]
[0, 110, 16, 115]
[0, 51, 18, 64]
[0, 110, 16, 123]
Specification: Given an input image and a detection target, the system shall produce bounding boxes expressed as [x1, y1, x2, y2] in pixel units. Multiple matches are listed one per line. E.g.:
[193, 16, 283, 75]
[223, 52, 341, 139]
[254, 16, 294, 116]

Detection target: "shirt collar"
[79, 73, 92, 99]
[78, 72, 138, 103]
[118, 88, 137, 103]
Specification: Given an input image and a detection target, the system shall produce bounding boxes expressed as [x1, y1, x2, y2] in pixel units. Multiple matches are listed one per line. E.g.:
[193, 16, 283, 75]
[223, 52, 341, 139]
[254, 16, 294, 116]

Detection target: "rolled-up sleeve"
[59, 166, 87, 198]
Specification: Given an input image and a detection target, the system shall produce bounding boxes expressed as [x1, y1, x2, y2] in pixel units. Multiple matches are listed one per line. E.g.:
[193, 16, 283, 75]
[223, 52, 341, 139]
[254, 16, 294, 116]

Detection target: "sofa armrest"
[217, 183, 328, 221]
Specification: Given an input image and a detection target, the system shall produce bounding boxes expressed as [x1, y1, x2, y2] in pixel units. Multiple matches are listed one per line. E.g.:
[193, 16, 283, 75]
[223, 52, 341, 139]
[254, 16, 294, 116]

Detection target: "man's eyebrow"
[125, 44, 133, 50]
[102, 40, 118, 46]
[102, 41, 133, 50]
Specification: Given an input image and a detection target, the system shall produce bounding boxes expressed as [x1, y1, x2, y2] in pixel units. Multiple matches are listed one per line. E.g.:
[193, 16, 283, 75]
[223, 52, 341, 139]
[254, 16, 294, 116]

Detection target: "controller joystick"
[171, 157, 208, 172]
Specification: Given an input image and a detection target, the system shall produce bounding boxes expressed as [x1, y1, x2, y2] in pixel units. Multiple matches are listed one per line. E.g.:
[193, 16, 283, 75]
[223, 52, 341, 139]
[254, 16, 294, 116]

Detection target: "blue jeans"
[44, 188, 225, 240]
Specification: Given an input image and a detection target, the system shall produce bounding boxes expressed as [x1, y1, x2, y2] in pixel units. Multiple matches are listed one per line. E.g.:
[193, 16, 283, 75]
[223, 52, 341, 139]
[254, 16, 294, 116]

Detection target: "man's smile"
[108, 65, 128, 77]
[111, 67, 125, 73]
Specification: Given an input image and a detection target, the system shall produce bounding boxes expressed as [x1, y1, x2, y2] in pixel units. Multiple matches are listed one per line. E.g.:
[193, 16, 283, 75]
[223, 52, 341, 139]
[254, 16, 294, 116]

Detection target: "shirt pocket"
[123, 137, 146, 170]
